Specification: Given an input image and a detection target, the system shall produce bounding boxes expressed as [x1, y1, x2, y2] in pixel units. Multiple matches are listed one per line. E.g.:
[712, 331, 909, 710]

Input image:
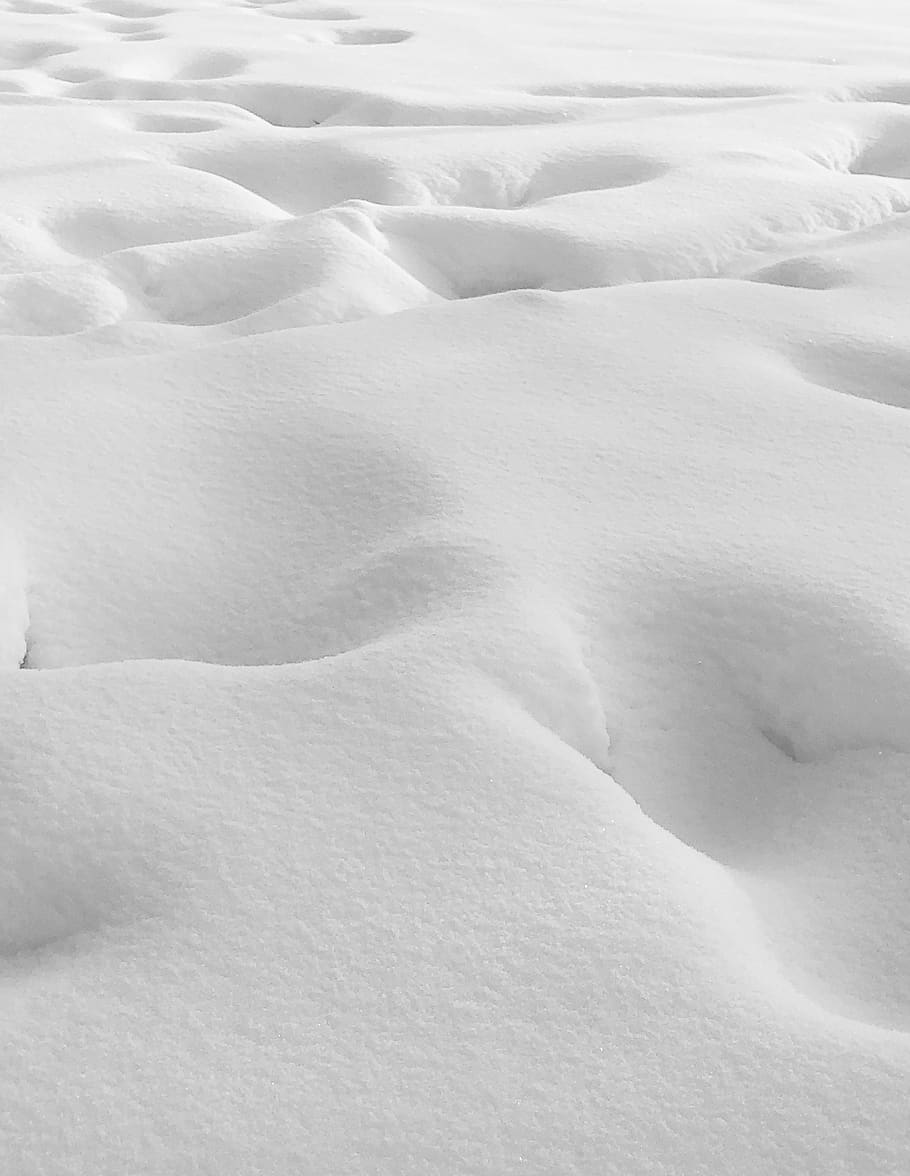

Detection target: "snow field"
[1, 0, 910, 1173]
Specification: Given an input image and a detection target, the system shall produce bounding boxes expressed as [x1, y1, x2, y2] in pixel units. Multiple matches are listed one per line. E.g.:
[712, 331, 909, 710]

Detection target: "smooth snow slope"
[1, 1, 910, 1173]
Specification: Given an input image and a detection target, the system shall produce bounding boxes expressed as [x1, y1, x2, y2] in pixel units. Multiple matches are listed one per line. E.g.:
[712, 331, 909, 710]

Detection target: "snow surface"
[1, 0, 910, 1171]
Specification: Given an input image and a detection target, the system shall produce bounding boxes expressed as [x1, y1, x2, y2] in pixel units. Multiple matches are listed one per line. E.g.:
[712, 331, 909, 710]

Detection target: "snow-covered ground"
[1, 0, 909, 1171]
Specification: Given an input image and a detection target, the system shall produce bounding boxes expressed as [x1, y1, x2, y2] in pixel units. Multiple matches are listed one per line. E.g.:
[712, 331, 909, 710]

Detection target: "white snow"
[1, 0, 910, 1172]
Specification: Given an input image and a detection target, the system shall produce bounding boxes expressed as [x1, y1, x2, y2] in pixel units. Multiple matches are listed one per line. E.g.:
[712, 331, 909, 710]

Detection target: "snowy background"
[1, 0, 909, 1172]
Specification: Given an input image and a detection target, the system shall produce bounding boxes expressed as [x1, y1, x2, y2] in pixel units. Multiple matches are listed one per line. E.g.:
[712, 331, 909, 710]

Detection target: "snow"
[1, 0, 910, 1172]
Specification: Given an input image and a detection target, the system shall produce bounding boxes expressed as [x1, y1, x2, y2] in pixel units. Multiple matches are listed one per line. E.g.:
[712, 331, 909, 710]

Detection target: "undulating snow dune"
[1, 0, 909, 1172]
